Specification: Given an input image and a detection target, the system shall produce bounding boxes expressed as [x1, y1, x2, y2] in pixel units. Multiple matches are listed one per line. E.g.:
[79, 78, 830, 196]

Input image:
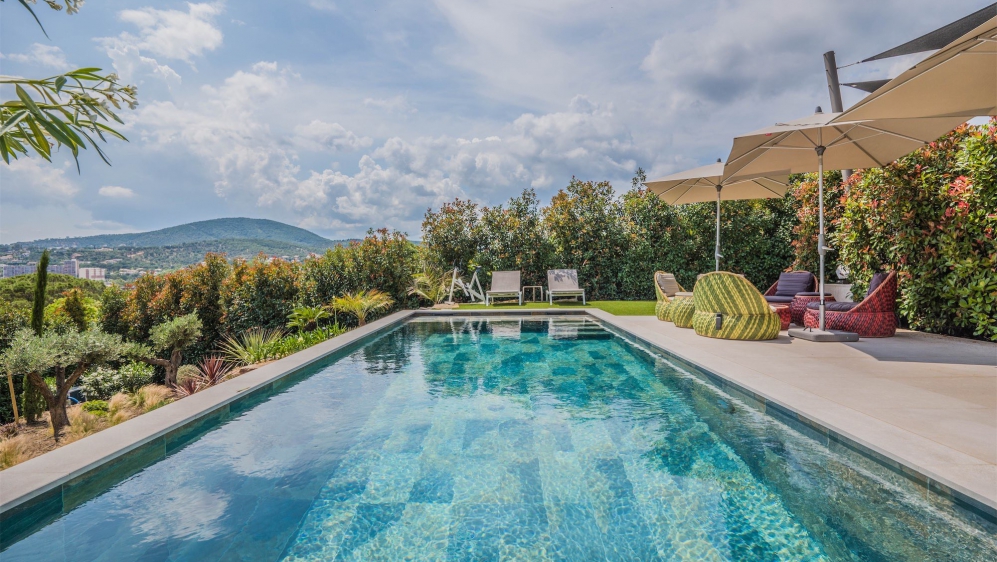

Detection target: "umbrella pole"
[817, 146, 826, 331]
[715, 185, 722, 271]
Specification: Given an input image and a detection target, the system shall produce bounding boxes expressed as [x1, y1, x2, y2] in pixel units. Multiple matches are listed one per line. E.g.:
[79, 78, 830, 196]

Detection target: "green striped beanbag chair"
[692, 272, 779, 340]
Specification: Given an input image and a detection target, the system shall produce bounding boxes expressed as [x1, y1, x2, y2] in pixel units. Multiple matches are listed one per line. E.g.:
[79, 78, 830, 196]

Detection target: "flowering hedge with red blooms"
[834, 120, 997, 341]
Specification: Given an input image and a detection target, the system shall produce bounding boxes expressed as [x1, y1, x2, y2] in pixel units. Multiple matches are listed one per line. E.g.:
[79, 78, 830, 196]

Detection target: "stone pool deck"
[588, 310, 997, 513]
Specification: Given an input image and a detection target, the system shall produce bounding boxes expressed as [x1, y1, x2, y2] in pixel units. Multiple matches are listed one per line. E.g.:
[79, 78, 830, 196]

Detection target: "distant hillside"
[24, 218, 335, 249]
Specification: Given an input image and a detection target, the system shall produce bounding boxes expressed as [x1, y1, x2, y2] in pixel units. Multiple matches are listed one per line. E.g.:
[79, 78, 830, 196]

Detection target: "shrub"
[80, 362, 154, 400]
[82, 400, 109, 416]
[130, 385, 173, 412]
[327, 289, 394, 327]
[176, 365, 201, 385]
[409, 268, 449, 305]
[220, 327, 285, 365]
[0, 435, 29, 469]
[63, 407, 106, 442]
[286, 306, 329, 332]
[836, 121, 997, 340]
[198, 356, 233, 385]
[117, 361, 155, 393]
[222, 256, 302, 335]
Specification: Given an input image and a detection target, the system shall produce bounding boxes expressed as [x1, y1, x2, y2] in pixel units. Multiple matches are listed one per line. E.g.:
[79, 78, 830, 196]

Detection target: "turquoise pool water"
[3, 317, 995, 561]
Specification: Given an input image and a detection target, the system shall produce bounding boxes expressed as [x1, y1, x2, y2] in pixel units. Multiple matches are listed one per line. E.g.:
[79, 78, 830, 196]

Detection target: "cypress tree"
[22, 251, 50, 422]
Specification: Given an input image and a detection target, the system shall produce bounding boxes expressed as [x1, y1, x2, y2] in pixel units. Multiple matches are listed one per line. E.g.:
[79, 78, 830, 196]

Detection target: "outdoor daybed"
[547, 269, 586, 304]
[692, 271, 780, 340]
[485, 271, 523, 305]
[804, 271, 898, 337]
[653, 271, 687, 321]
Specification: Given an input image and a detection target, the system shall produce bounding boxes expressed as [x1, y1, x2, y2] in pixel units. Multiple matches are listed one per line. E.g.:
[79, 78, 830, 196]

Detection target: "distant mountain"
[22, 218, 336, 249]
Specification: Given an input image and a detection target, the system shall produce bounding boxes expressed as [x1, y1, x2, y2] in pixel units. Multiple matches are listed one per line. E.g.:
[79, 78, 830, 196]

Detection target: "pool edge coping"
[585, 309, 997, 521]
[0, 310, 417, 517]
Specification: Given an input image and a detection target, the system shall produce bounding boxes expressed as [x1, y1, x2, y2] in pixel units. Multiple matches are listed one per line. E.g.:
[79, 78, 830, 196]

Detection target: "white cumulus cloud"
[0, 158, 79, 208]
[294, 121, 373, 152]
[117, 2, 224, 63]
[97, 2, 223, 85]
[1, 44, 71, 70]
[99, 186, 136, 198]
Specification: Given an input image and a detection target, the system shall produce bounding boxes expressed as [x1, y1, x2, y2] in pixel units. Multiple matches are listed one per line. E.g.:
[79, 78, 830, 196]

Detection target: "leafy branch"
[0, 69, 138, 168]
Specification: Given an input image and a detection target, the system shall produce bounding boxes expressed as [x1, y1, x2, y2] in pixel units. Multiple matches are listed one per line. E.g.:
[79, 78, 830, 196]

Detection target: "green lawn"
[456, 300, 656, 316]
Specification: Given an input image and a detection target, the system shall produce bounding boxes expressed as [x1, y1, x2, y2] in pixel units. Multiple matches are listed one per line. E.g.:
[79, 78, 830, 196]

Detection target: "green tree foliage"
[139, 313, 203, 386]
[22, 251, 50, 421]
[617, 185, 691, 296]
[679, 198, 798, 290]
[477, 189, 554, 287]
[543, 179, 627, 300]
[222, 255, 301, 334]
[421, 200, 485, 271]
[98, 285, 129, 337]
[2, 328, 127, 437]
[30, 250, 49, 336]
[300, 229, 418, 307]
[0, 301, 28, 423]
[0, 272, 104, 308]
[790, 171, 845, 281]
[835, 121, 997, 340]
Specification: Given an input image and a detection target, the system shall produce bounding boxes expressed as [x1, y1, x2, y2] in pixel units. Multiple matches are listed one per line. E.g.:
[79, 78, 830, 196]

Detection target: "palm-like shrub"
[286, 306, 329, 332]
[409, 268, 449, 305]
[326, 290, 394, 326]
[219, 327, 285, 366]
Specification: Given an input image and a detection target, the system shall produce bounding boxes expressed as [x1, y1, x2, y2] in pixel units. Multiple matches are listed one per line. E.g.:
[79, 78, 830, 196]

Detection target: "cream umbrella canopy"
[644, 160, 789, 271]
[722, 110, 965, 338]
[838, 14, 997, 121]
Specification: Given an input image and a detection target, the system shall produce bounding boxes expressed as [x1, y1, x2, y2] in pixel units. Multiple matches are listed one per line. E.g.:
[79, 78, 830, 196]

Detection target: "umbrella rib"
[749, 178, 787, 198]
[670, 182, 700, 205]
[855, 123, 936, 144]
[724, 130, 797, 178]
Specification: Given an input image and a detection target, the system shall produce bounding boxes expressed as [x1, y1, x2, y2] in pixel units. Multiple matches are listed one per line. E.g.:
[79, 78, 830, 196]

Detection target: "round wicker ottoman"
[670, 297, 696, 328]
[771, 304, 791, 331]
[790, 293, 834, 326]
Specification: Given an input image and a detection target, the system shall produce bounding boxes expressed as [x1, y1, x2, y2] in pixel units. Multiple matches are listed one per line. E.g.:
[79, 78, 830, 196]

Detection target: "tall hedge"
[835, 121, 997, 340]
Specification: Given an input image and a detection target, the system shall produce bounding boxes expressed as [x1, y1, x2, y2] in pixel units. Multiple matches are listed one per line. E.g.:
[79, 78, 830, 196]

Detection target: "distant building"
[1, 259, 79, 278]
[78, 267, 106, 281]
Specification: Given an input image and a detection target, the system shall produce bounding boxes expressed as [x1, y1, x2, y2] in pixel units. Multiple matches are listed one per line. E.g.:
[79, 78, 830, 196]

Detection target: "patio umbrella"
[839, 14, 997, 121]
[644, 160, 789, 271]
[723, 110, 965, 340]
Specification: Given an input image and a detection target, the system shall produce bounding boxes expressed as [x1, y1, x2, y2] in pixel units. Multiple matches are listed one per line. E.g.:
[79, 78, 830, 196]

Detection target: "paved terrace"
[587, 310, 997, 513]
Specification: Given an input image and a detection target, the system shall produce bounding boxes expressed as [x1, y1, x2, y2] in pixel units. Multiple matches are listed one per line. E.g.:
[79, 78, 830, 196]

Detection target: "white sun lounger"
[547, 269, 586, 305]
[485, 271, 522, 305]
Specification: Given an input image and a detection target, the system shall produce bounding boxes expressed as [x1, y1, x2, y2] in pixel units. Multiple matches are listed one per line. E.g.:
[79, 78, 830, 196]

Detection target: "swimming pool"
[2, 316, 994, 560]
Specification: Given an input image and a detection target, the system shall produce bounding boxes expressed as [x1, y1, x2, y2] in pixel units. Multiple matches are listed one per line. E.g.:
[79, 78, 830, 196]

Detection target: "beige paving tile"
[867, 407, 997, 464]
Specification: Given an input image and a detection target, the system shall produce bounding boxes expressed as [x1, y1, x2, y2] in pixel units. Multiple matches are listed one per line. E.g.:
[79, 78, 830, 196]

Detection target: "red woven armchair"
[804, 271, 898, 337]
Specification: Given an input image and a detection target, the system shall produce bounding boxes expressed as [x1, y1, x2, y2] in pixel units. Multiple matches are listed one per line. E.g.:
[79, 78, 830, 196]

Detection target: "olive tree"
[1, 328, 127, 438]
[137, 314, 202, 386]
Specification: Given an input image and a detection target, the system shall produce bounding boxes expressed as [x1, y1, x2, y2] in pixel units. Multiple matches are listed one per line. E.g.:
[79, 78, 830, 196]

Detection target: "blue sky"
[0, 0, 985, 242]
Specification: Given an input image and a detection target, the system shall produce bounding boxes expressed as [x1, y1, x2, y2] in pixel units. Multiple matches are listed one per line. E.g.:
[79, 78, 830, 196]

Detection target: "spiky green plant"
[286, 306, 329, 332]
[408, 268, 449, 305]
[218, 328, 285, 366]
[326, 290, 394, 327]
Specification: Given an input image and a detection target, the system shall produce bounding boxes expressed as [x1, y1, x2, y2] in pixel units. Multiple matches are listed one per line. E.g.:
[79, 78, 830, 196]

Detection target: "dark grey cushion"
[774, 272, 814, 297]
[806, 301, 857, 312]
[796, 291, 833, 297]
[866, 272, 889, 297]
[764, 295, 795, 304]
